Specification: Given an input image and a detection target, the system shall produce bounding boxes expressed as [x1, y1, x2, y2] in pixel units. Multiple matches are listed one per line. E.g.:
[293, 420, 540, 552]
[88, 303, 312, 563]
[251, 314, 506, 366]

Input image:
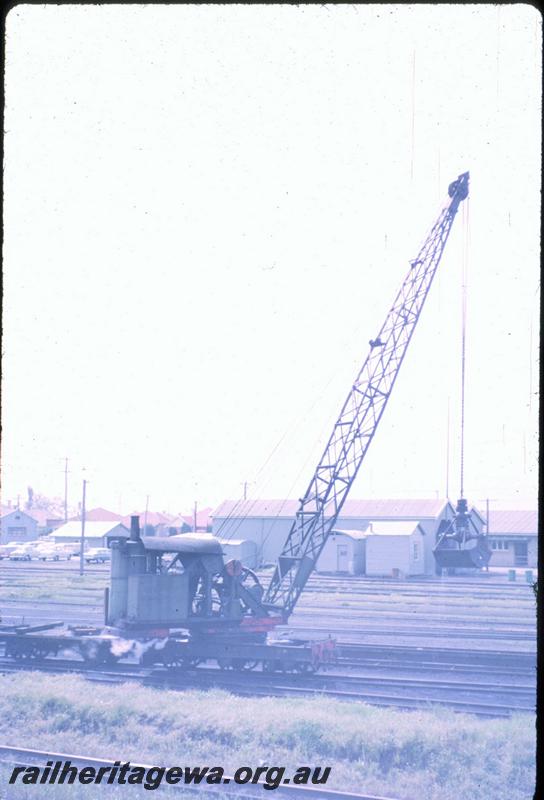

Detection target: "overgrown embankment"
[0, 673, 535, 799]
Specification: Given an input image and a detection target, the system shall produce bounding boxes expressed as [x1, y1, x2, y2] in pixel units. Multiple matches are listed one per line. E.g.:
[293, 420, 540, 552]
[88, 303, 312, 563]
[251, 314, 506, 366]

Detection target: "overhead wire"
[216, 193, 452, 551]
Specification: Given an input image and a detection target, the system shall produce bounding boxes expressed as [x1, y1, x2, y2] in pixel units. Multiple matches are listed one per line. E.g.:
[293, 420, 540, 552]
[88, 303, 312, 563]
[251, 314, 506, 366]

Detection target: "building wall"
[316, 534, 364, 575]
[488, 536, 537, 568]
[218, 539, 258, 569]
[0, 511, 39, 544]
[366, 532, 425, 577]
[213, 517, 292, 565]
[214, 510, 451, 573]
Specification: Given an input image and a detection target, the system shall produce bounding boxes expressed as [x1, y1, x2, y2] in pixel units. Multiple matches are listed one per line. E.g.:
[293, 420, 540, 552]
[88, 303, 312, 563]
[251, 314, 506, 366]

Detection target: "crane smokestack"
[130, 515, 141, 541]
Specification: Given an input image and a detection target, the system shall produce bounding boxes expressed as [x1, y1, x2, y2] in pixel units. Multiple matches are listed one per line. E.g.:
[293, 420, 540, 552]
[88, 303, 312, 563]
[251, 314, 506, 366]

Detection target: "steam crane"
[263, 171, 472, 619]
[0, 172, 482, 671]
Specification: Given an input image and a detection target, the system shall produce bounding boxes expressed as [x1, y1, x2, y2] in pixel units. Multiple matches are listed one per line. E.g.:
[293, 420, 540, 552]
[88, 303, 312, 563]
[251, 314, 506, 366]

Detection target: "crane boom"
[263, 172, 469, 619]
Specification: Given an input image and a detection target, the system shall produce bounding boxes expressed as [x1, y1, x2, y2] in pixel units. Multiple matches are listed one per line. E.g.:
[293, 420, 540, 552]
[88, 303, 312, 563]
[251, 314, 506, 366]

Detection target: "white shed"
[316, 529, 366, 575]
[217, 538, 258, 569]
[50, 521, 129, 549]
[365, 521, 426, 577]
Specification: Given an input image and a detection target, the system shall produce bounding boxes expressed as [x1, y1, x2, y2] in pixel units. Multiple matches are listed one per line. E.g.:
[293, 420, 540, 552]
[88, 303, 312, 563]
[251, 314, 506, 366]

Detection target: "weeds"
[0, 673, 535, 800]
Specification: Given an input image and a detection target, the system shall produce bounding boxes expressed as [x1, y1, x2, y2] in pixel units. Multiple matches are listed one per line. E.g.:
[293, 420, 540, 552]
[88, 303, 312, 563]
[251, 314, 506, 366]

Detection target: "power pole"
[243, 481, 248, 501]
[64, 457, 69, 523]
[445, 398, 450, 499]
[193, 500, 197, 532]
[144, 494, 149, 536]
[79, 479, 87, 576]
[477, 497, 497, 573]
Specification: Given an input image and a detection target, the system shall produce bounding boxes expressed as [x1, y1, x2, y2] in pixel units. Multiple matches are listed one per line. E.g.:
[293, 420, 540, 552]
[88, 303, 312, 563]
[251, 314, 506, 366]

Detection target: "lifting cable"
[459, 196, 470, 498]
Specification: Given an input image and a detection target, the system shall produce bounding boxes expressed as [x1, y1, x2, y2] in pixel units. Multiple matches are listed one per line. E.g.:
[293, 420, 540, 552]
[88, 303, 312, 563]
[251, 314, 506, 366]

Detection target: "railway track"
[0, 746, 396, 800]
[0, 657, 535, 718]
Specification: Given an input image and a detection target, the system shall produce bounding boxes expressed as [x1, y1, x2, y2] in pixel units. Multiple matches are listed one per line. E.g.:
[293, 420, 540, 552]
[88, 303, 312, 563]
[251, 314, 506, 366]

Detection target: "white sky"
[2, 4, 541, 516]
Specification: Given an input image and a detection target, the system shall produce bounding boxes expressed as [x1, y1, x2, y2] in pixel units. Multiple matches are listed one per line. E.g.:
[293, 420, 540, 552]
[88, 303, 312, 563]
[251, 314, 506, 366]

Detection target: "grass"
[0, 573, 108, 604]
[0, 673, 536, 800]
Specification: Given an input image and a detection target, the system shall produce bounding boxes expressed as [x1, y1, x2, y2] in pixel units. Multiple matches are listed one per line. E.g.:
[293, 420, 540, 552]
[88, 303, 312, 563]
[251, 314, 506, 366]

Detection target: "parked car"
[85, 547, 111, 563]
[9, 546, 34, 561]
[50, 543, 76, 559]
[0, 542, 24, 559]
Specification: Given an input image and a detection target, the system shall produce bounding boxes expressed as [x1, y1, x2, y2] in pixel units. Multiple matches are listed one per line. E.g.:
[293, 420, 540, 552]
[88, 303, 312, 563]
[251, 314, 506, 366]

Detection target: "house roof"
[52, 521, 129, 538]
[487, 510, 537, 535]
[26, 508, 63, 526]
[178, 507, 213, 528]
[122, 511, 175, 528]
[1, 508, 38, 524]
[212, 498, 453, 520]
[70, 507, 124, 522]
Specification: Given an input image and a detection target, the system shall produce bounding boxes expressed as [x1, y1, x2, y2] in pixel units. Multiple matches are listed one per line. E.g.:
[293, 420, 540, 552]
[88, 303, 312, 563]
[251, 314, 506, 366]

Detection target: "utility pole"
[64, 458, 69, 523]
[477, 498, 497, 536]
[193, 500, 197, 532]
[241, 481, 254, 501]
[477, 497, 497, 573]
[445, 398, 450, 499]
[144, 494, 149, 536]
[79, 479, 87, 576]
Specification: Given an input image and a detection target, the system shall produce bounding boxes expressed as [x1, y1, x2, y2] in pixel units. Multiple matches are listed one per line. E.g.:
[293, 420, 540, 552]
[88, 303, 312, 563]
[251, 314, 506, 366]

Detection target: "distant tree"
[25, 486, 34, 510]
[25, 492, 70, 518]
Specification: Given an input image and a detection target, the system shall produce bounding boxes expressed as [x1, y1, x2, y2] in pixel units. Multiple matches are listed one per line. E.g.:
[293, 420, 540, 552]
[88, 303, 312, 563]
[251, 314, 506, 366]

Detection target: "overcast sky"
[2, 4, 540, 516]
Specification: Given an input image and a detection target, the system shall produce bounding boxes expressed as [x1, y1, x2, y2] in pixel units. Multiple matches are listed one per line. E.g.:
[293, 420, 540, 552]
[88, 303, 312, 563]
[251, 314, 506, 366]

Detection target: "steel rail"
[0, 659, 534, 718]
[0, 746, 398, 800]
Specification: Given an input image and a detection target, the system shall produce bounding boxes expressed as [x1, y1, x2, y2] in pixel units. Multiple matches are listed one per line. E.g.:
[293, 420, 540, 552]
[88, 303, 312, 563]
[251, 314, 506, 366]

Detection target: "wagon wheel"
[294, 662, 317, 675]
[165, 655, 201, 670]
[263, 659, 284, 673]
[240, 660, 259, 671]
[80, 641, 120, 667]
[13, 643, 42, 660]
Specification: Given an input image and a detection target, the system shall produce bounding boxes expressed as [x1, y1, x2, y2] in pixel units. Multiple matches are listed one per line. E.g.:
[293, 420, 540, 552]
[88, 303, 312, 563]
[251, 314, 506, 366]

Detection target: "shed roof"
[217, 538, 257, 547]
[330, 528, 369, 540]
[487, 510, 537, 535]
[52, 521, 129, 538]
[212, 498, 452, 520]
[365, 520, 422, 537]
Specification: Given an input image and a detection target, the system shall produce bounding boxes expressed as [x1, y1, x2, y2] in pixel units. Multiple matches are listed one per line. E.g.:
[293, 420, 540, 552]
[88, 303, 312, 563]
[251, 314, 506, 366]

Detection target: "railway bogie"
[0, 625, 336, 673]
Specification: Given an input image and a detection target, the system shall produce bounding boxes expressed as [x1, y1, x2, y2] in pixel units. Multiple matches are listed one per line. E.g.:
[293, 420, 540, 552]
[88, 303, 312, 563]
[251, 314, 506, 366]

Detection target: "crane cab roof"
[139, 534, 223, 556]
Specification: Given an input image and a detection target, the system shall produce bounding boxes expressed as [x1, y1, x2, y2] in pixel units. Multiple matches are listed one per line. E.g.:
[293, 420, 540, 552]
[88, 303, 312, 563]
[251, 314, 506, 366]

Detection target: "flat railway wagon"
[0, 522, 335, 673]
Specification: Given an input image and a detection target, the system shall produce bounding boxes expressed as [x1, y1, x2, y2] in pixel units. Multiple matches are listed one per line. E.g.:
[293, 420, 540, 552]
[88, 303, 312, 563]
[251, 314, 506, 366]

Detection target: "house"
[122, 511, 176, 537]
[178, 507, 213, 532]
[70, 507, 124, 522]
[365, 521, 426, 577]
[316, 529, 366, 575]
[487, 510, 538, 568]
[0, 509, 39, 545]
[211, 498, 482, 574]
[26, 507, 64, 536]
[48, 521, 130, 549]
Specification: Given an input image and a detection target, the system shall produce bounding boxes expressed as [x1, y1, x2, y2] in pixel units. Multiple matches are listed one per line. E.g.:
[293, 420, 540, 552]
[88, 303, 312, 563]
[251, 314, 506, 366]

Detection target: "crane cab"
[106, 517, 267, 634]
